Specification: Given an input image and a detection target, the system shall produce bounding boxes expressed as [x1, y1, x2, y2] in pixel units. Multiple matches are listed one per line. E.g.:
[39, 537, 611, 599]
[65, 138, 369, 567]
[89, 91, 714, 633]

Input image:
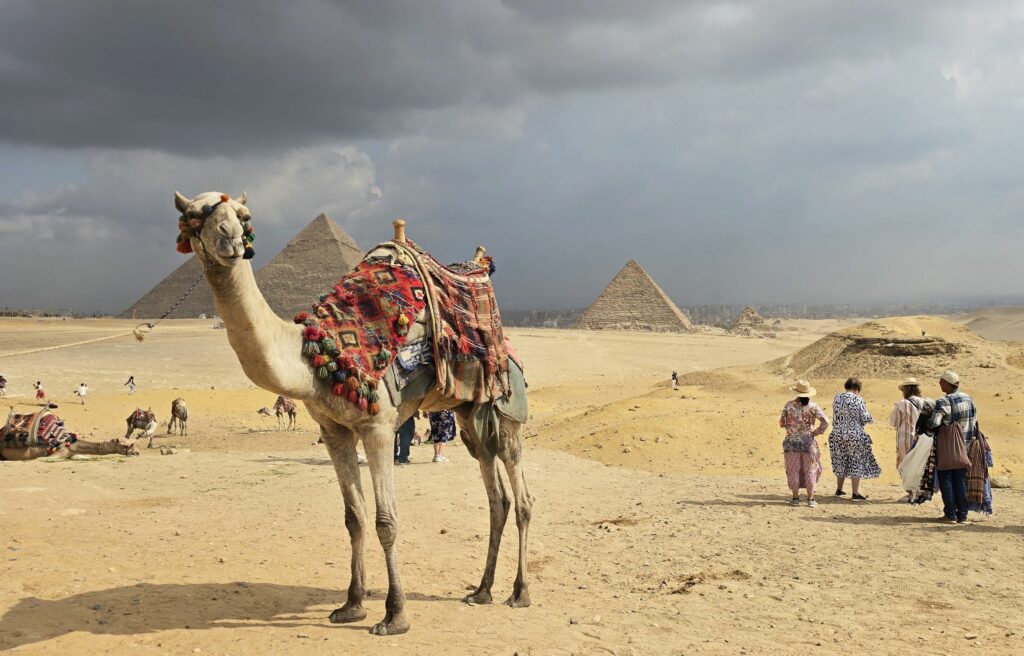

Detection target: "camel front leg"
[500, 427, 533, 608]
[362, 424, 410, 636]
[321, 425, 370, 624]
[465, 456, 510, 605]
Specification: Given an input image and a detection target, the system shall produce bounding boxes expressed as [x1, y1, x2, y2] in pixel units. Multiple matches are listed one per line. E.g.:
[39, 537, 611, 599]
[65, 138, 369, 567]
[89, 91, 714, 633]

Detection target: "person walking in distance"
[77, 382, 88, 405]
[124, 375, 136, 394]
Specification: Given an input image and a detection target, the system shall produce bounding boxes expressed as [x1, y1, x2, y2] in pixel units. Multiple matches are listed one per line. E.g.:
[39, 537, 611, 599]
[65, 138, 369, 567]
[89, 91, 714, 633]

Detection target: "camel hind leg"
[455, 415, 511, 605]
[498, 417, 532, 607]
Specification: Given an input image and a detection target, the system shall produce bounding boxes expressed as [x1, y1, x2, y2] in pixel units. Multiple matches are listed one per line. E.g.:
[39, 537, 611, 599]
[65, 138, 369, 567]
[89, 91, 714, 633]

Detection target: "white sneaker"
[432, 455, 449, 463]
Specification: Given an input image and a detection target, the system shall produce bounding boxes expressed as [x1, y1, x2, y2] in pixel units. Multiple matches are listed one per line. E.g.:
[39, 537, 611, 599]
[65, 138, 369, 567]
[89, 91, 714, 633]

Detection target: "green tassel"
[317, 366, 330, 379]
[326, 361, 338, 373]
[321, 338, 337, 353]
[303, 341, 320, 356]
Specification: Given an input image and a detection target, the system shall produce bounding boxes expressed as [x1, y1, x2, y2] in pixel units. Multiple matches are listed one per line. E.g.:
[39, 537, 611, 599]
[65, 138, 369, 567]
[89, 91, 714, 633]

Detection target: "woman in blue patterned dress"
[428, 410, 456, 463]
[829, 378, 881, 500]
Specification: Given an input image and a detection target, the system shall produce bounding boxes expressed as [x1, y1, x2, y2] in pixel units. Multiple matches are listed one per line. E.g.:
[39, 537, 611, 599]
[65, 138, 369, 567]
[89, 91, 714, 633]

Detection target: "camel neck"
[202, 261, 313, 398]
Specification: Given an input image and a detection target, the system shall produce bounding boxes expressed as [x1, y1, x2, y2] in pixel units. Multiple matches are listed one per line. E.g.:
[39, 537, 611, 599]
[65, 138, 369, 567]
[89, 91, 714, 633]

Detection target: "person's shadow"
[0, 582, 451, 650]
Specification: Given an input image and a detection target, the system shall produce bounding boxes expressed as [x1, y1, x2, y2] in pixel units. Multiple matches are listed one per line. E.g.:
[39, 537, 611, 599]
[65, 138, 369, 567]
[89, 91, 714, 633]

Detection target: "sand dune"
[2, 318, 1023, 655]
[947, 306, 1024, 342]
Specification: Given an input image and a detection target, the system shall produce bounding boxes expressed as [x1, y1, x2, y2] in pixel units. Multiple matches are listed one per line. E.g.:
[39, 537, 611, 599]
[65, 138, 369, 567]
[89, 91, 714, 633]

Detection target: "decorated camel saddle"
[1, 409, 78, 455]
[294, 220, 527, 431]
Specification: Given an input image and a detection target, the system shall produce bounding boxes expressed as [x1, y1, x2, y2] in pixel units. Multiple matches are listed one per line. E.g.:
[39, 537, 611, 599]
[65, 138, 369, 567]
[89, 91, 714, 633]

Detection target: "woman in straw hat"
[888, 377, 926, 469]
[779, 380, 829, 508]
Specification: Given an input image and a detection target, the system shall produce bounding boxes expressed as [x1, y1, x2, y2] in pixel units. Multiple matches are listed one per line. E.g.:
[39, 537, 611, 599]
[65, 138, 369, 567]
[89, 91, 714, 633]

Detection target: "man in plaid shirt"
[928, 370, 977, 523]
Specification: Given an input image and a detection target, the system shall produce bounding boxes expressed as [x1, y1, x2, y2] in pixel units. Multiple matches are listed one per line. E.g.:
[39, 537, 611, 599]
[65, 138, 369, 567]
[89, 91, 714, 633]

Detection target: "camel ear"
[174, 191, 190, 214]
[237, 191, 247, 206]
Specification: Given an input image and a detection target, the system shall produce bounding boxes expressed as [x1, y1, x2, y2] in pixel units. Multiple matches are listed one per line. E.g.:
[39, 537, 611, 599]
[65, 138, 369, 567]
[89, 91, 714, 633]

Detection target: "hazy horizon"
[3, 1, 1024, 314]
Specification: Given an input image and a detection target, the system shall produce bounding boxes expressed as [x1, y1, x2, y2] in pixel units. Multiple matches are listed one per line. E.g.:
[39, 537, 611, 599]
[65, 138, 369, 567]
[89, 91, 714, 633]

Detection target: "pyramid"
[119, 257, 217, 319]
[732, 305, 766, 329]
[255, 213, 364, 319]
[576, 260, 694, 332]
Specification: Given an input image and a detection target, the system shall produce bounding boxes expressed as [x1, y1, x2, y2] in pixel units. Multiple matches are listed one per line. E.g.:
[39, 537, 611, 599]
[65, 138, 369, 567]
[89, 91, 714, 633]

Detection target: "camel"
[2, 410, 138, 460]
[125, 408, 159, 449]
[174, 190, 531, 636]
[1, 437, 139, 461]
[272, 396, 298, 431]
[167, 398, 188, 436]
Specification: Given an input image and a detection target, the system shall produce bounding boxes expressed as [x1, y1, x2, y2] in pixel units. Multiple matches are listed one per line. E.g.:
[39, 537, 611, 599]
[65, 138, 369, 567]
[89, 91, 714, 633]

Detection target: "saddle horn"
[393, 219, 407, 244]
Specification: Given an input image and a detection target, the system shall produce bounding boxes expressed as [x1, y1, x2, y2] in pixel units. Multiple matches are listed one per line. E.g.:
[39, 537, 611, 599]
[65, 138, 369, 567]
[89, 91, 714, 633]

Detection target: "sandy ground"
[2, 317, 1023, 655]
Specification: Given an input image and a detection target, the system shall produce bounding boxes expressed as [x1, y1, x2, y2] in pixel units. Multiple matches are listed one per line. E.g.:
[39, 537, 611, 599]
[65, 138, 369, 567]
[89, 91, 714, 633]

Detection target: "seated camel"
[1, 409, 138, 460]
[125, 408, 159, 448]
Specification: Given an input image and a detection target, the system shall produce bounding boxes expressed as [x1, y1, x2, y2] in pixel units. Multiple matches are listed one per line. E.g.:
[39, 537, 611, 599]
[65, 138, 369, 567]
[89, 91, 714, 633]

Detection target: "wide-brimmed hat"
[790, 379, 816, 397]
[897, 377, 921, 390]
[940, 370, 960, 386]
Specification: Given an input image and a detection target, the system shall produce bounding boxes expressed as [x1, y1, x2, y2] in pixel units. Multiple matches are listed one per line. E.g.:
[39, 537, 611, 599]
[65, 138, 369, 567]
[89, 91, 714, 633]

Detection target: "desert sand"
[2, 315, 1023, 655]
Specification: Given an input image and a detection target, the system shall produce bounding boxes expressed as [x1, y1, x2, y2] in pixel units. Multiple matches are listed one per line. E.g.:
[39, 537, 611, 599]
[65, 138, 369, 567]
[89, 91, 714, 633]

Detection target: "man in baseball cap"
[928, 370, 978, 524]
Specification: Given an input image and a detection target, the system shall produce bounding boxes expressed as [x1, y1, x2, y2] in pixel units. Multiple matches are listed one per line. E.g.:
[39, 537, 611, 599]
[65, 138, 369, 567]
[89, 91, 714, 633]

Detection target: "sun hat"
[790, 379, 816, 398]
[940, 370, 960, 386]
[898, 377, 921, 390]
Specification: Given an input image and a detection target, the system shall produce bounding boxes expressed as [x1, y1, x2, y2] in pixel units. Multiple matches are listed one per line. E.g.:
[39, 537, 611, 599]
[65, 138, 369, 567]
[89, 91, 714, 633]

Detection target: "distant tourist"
[829, 378, 881, 500]
[428, 410, 456, 463]
[124, 375, 136, 394]
[779, 380, 829, 508]
[0, 374, 6, 397]
[34, 381, 46, 404]
[889, 377, 925, 468]
[671, 371, 678, 391]
[77, 382, 88, 405]
[928, 371, 979, 524]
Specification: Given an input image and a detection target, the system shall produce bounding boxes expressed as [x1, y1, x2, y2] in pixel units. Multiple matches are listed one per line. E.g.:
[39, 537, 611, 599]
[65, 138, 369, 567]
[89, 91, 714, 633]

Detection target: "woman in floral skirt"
[779, 380, 830, 508]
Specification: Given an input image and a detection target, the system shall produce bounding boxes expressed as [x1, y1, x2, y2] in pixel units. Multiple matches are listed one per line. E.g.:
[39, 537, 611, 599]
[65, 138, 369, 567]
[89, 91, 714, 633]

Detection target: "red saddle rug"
[1, 412, 78, 454]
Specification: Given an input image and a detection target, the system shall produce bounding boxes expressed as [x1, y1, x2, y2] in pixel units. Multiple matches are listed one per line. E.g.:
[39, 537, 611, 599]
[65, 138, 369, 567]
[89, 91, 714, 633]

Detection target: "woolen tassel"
[370, 402, 381, 415]
[312, 355, 329, 367]
[321, 338, 337, 353]
[346, 376, 360, 392]
[302, 341, 320, 356]
[176, 239, 192, 254]
[358, 397, 369, 412]
[317, 366, 330, 379]
[332, 383, 346, 396]
[326, 361, 338, 373]
[332, 370, 346, 383]
[347, 389, 358, 404]
[243, 246, 255, 260]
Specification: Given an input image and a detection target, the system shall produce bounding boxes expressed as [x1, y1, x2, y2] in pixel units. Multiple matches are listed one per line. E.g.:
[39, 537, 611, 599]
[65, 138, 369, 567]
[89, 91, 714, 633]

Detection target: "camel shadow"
[676, 494, 846, 508]
[256, 456, 333, 466]
[801, 514, 1024, 533]
[0, 582, 456, 650]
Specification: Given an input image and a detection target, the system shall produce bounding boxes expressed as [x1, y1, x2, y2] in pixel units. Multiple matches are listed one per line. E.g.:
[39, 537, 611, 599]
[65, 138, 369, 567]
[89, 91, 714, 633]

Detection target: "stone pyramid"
[576, 260, 694, 332]
[255, 213, 364, 319]
[119, 256, 217, 319]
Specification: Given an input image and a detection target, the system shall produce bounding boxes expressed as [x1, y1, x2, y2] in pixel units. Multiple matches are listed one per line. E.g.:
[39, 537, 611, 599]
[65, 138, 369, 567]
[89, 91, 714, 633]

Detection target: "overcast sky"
[2, 0, 1024, 313]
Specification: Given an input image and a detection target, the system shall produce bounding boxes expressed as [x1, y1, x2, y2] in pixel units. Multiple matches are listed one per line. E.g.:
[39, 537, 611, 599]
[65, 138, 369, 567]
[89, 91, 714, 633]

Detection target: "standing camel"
[272, 396, 298, 431]
[167, 398, 188, 436]
[125, 408, 158, 449]
[173, 191, 531, 636]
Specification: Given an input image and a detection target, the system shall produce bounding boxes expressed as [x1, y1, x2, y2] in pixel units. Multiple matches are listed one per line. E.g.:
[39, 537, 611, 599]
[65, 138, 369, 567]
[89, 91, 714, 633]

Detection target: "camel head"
[174, 190, 253, 266]
[119, 437, 141, 456]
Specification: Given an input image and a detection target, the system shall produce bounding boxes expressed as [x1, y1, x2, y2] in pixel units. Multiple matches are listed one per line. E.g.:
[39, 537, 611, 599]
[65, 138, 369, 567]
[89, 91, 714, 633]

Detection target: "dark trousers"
[394, 417, 415, 464]
[938, 468, 969, 521]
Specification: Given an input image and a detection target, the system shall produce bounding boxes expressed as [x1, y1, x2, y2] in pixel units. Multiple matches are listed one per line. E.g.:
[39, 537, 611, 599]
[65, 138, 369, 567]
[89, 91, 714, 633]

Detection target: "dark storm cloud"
[0, 0, 975, 154]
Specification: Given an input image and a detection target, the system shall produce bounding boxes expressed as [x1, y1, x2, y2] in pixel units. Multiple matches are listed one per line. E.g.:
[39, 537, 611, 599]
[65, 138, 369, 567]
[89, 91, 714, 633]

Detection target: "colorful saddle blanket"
[1, 412, 78, 454]
[295, 239, 514, 414]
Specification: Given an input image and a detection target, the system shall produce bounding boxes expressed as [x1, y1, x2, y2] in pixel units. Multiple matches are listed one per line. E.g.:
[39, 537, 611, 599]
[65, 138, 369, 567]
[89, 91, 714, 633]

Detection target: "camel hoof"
[369, 615, 410, 636]
[329, 606, 367, 624]
[505, 591, 531, 608]
[463, 590, 492, 605]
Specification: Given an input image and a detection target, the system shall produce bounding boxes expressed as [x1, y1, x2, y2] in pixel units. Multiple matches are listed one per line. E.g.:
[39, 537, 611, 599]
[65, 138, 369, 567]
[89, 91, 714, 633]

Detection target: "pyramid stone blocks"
[576, 260, 694, 332]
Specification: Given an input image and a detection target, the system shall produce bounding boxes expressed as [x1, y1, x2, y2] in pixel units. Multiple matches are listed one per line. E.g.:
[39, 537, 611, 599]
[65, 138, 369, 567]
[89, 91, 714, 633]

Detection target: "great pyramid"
[255, 213, 364, 319]
[576, 259, 694, 332]
[119, 257, 217, 319]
